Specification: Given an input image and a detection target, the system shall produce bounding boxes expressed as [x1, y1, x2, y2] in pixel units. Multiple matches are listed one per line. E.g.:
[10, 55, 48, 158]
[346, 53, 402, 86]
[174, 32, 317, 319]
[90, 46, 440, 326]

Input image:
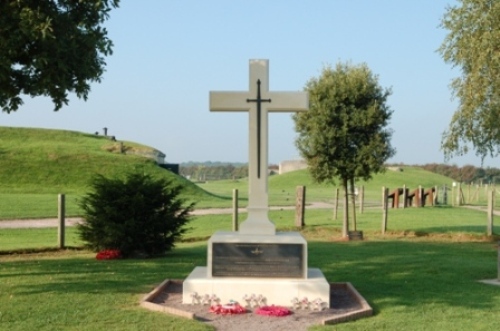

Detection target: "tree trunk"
[342, 177, 349, 238]
[349, 178, 357, 231]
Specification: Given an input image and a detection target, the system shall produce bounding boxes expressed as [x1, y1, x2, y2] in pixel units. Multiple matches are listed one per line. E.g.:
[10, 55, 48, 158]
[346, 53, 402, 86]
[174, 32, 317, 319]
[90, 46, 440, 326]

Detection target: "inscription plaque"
[212, 243, 304, 278]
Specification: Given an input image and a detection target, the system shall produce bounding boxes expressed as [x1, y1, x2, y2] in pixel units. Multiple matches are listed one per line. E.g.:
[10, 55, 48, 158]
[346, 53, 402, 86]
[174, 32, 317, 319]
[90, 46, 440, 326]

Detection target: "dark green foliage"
[294, 62, 395, 185]
[0, 0, 120, 112]
[78, 172, 195, 257]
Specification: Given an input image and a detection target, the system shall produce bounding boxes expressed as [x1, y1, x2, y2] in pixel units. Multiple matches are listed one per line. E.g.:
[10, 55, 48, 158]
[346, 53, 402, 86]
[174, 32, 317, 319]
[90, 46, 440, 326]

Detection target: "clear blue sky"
[2, 0, 495, 167]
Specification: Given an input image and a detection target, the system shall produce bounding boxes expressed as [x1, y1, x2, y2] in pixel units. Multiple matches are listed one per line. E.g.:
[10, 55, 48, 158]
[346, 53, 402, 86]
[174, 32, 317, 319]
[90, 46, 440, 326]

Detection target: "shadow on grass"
[1, 245, 208, 297]
[308, 240, 499, 313]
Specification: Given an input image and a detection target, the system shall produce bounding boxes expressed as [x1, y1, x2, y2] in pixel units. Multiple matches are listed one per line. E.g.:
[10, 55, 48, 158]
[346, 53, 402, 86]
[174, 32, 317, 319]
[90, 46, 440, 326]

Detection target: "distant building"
[151, 150, 180, 174]
[160, 163, 179, 174]
[279, 159, 308, 174]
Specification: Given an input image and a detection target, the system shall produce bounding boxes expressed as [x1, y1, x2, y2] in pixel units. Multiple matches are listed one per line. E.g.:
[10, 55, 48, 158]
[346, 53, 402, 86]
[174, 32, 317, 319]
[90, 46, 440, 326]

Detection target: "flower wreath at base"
[96, 249, 122, 260]
[255, 305, 291, 317]
[209, 303, 246, 315]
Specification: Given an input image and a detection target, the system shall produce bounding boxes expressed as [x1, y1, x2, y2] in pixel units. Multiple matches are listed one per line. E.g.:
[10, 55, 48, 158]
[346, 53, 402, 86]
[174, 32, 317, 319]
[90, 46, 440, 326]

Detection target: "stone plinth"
[182, 266, 330, 307]
[182, 231, 330, 306]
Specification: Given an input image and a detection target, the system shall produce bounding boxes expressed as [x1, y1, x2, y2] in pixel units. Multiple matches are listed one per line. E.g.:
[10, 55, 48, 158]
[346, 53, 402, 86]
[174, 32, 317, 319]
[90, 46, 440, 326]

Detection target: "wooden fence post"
[58, 194, 65, 249]
[443, 184, 448, 205]
[232, 189, 238, 231]
[382, 187, 388, 234]
[434, 185, 438, 206]
[402, 184, 407, 208]
[487, 189, 494, 236]
[467, 184, 471, 204]
[451, 185, 455, 206]
[497, 241, 500, 281]
[457, 183, 463, 206]
[497, 241, 500, 282]
[295, 186, 306, 228]
[359, 185, 364, 214]
[418, 185, 423, 207]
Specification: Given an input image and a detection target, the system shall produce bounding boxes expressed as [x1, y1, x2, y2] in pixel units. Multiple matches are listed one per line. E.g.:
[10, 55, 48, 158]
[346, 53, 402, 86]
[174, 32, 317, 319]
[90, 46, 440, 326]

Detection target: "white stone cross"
[210, 59, 308, 235]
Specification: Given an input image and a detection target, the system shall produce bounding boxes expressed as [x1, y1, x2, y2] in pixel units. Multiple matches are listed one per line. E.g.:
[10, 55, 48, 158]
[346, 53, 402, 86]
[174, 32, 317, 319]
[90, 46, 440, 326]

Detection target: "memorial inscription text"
[212, 243, 304, 278]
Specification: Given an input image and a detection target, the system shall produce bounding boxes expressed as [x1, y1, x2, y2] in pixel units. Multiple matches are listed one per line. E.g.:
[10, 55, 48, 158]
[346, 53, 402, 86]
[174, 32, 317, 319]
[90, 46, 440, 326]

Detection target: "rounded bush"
[78, 171, 195, 257]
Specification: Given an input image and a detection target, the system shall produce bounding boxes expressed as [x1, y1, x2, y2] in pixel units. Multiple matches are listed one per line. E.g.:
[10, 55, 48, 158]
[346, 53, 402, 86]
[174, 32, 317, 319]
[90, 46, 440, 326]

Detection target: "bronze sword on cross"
[246, 79, 270, 179]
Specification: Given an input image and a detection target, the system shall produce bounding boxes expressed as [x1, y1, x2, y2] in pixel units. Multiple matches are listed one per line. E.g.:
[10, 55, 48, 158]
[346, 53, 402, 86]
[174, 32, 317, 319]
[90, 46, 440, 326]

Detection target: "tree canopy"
[294, 62, 395, 237]
[294, 62, 395, 185]
[0, 0, 120, 113]
[439, 0, 500, 162]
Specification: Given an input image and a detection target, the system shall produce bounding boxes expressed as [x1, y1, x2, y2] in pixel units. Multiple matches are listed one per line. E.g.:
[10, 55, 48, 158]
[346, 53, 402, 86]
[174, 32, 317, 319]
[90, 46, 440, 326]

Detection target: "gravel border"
[140, 279, 373, 331]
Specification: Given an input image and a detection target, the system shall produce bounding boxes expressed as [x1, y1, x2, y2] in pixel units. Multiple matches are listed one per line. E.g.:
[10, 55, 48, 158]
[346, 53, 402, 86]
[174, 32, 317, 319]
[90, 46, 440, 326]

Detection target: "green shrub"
[78, 172, 195, 257]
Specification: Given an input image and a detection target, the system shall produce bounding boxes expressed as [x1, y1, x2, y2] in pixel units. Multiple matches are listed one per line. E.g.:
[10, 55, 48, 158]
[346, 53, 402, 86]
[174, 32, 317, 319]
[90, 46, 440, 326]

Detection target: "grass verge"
[2, 206, 499, 252]
[0, 239, 498, 331]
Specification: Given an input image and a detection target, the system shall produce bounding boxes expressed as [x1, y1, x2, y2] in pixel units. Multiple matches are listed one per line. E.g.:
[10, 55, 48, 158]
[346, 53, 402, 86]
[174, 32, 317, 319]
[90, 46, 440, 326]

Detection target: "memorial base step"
[182, 267, 330, 307]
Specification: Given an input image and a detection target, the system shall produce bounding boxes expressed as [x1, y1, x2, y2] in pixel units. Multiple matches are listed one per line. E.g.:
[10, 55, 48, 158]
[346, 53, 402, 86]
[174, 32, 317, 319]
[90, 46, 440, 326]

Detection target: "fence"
[450, 183, 498, 206]
[1, 186, 498, 252]
[0, 194, 83, 252]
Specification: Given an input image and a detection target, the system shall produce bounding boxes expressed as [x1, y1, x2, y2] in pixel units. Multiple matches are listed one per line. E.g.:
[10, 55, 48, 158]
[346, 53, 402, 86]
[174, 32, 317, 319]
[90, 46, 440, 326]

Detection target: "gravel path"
[2, 203, 496, 229]
[0, 202, 335, 229]
[0, 217, 83, 228]
[150, 281, 365, 331]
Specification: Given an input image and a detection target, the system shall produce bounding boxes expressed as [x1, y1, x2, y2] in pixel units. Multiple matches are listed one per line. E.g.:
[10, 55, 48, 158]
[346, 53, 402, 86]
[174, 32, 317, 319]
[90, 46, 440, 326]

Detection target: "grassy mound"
[0, 126, 211, 199]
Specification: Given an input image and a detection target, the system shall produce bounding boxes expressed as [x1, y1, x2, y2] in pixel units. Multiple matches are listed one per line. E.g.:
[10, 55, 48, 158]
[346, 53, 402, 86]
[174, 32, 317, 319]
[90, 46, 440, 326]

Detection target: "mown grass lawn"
[1, 238, 498, 331]
[0, 248, 211, 331]
[1, 207, 499, 330]
[309, 240, 500, 331]
[1, 140, 499, 331]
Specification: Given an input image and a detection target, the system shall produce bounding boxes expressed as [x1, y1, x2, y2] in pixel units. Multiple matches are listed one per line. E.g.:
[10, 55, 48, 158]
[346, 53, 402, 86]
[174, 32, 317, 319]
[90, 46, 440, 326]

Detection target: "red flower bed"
[209, 303, 246, 315]
[96, 249, 122, 260]
[255, 305, 291, 317]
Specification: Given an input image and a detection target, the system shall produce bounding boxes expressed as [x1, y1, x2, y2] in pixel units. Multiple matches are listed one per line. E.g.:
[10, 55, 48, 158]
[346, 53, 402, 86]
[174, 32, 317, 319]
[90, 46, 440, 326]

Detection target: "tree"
[294, 62, 395, 238]
[0, 0, 120, 113]
[439, 0, 500, 162]
[78, 171, 195, 257]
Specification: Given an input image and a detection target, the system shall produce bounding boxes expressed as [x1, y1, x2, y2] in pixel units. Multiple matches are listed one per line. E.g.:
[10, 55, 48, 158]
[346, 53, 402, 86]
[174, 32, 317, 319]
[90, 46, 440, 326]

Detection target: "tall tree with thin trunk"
[439, 0, 500, 163]
[294, 62, 395, 238]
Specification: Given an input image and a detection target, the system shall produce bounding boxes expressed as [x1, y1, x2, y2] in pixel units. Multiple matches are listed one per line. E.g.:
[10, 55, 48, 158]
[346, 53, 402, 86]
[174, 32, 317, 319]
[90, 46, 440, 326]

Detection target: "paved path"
[0, 202, 335, 229]
[1, 203, 496, 229]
